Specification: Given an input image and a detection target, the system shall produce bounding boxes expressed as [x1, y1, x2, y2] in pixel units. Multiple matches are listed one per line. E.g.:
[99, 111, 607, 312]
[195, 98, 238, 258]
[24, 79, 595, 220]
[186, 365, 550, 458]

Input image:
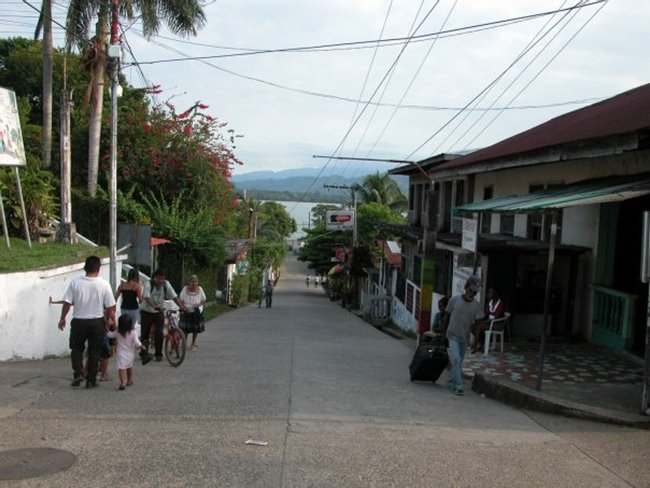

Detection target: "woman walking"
[179, 275, 207, 351]
[115, 267, 143, 329]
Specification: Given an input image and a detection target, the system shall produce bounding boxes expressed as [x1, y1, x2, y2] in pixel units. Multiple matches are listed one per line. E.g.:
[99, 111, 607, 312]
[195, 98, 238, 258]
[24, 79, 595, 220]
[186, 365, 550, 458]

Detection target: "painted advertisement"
[0, 87, 26, 167]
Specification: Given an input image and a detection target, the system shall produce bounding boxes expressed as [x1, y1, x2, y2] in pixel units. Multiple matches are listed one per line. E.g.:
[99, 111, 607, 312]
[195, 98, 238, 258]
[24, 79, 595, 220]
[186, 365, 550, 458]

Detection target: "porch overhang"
[452, 174, 650, 217]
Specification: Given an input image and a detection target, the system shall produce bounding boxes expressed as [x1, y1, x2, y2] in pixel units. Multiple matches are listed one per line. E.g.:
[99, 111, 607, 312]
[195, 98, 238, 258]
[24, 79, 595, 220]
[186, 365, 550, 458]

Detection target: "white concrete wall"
[0, 257, 118, 361]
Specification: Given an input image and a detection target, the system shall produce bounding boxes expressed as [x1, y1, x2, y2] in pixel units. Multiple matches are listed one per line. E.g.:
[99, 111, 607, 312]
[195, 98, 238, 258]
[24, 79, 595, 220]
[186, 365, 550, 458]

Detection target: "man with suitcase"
[443, 276, 484, 395]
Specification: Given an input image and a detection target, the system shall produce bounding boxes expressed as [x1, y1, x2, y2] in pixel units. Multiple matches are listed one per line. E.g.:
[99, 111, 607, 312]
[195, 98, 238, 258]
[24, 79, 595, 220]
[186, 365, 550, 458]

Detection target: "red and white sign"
[326, 210, 355, 231]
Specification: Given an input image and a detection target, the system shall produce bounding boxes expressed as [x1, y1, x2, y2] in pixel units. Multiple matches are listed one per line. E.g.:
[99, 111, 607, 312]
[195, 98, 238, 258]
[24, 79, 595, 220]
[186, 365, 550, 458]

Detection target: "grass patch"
[203, 302, 234, 322]
[0, 237, 108, 273]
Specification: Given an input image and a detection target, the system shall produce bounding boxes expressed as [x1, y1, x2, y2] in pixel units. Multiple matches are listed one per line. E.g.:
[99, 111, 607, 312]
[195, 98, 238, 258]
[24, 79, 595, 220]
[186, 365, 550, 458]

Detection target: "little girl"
[107, 314, 151, 390]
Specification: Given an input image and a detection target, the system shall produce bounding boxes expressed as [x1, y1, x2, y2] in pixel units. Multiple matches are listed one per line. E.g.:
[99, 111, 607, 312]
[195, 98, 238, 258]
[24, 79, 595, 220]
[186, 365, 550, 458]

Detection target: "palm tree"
[34, 0, 53, 168]
[65, 0, 206, 196]
[355, 172, 407, 212]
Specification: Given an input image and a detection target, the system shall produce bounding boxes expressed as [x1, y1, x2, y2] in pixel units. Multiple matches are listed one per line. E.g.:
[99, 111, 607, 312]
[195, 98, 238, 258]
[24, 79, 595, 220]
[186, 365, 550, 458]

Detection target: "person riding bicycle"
[139, 269, 185, 362]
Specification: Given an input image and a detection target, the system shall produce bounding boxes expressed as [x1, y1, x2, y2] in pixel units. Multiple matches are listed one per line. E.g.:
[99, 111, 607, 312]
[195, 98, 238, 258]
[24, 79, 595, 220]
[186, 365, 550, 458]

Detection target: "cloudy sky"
[4, 1, 650, 178]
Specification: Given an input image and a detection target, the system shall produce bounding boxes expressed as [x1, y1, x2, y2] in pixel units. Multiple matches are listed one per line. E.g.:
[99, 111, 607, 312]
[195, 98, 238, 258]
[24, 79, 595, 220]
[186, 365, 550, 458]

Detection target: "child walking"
[107, 314, 151, 390]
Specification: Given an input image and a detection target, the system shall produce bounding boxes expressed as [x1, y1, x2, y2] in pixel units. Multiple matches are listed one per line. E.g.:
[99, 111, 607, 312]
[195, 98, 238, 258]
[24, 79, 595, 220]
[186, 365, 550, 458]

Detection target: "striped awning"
[453, 174, 650, 217]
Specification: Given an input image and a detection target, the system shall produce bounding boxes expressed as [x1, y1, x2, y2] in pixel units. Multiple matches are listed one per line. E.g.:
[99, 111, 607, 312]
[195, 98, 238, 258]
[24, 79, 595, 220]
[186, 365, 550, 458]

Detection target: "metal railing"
[592, 285, 636, 350]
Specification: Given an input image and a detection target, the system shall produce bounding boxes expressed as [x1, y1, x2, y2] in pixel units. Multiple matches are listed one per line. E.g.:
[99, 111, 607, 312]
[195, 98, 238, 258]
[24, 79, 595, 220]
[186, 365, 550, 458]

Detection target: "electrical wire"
[404, 0, 605, 161]
[125, 0, 606, 65]
[460, 0, 608, 152]
[435, 0, 581, 154]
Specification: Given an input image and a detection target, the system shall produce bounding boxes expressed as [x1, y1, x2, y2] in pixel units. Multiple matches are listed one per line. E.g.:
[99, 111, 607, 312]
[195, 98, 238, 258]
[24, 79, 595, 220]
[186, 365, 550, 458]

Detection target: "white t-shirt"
[63, 275, 116, 319]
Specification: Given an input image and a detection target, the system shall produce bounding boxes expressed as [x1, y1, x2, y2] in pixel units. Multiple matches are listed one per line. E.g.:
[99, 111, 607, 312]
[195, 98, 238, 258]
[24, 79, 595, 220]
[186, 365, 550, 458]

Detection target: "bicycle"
[163, 307, 187, 367]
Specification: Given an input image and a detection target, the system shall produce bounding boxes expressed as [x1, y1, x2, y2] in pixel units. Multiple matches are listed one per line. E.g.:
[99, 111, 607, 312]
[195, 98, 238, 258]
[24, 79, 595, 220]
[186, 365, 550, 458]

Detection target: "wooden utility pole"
[417, 185, 439, 339]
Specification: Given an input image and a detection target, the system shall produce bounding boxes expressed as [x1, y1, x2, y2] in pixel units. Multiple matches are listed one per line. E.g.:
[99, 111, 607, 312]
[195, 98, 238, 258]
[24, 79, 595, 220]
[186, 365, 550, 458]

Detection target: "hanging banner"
[461, 217, 478, 253]
[0, 87, 27, 167]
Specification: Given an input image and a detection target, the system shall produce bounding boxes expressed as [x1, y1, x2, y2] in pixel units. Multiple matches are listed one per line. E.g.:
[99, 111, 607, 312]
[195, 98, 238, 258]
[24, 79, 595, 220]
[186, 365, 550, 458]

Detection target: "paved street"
[1, 255, 649, 487]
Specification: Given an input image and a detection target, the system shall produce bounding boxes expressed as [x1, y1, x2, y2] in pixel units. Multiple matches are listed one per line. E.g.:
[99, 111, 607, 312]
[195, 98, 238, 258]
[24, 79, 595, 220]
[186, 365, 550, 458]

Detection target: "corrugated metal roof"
[453, 174, 650, 216]
[436, 83, 650, 172]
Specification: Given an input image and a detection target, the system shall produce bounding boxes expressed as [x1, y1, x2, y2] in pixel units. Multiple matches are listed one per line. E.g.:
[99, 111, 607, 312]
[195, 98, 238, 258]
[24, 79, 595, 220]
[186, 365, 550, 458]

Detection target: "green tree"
[64, 0, 206, 196]
[256, 201, 296, 239]
[356, 202, 405, 245]
[355, 172, 407, 212]
[310, 203, 341, 229]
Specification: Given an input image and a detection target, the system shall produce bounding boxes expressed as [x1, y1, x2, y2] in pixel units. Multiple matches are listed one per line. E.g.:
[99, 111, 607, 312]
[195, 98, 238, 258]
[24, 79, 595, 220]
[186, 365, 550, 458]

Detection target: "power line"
[126, 1, 606, 66]
[405, 0, 606, 160]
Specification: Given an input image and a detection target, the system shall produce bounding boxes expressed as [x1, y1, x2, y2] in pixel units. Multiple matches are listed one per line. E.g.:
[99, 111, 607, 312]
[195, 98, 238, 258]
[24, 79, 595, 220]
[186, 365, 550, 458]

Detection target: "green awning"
[453, 174, 650, 217]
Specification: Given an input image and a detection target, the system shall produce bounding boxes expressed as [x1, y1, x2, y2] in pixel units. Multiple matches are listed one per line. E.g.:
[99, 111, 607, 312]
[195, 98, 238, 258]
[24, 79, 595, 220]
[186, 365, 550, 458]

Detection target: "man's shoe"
[154, 355, 162, 362]
[454, 388, 464, 396]
[85, 379, 97, 389]
[141, 353, 152, 365]
[71, 377, 83, 387]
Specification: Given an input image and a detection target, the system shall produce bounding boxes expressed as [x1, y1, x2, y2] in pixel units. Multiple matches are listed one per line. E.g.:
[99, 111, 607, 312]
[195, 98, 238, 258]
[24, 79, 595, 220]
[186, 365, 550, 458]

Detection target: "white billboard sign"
[462, 217, 478, 253]
[326, 210, 355, 231]
[0, 87, 26, 167]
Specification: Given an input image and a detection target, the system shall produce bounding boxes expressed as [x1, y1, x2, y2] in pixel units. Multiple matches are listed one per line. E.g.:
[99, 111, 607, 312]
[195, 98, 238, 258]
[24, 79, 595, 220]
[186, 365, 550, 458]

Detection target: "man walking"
[264, 279, 274, 308]
[58, 256, 116, 388]
[140, 269, 184, 362]
[443, 276, 483, 395]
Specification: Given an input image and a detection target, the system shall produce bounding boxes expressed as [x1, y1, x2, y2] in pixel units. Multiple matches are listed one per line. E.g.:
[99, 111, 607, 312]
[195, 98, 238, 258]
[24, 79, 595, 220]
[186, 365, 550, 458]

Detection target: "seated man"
[471, 287, 506, 354]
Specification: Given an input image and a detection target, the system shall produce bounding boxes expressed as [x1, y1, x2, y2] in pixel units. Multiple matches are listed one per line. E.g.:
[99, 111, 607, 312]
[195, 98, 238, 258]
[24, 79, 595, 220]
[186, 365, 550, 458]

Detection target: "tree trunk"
[87, 12, 108, 197]
[41, 0, 53, 168]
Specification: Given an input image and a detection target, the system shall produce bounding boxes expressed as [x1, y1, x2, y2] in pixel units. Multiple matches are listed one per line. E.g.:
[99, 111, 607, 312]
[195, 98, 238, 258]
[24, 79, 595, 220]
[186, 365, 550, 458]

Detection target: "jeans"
[447, 338, 467, 391]
[70, 318, 105, 381]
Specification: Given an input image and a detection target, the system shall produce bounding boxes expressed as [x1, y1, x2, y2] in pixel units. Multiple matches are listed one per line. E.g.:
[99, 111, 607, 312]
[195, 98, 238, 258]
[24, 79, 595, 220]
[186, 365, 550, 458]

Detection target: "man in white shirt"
[58, 256, 116, 388]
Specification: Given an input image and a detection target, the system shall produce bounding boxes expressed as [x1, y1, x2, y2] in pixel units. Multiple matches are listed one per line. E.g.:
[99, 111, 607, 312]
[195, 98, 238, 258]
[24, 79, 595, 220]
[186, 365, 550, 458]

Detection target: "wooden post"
[536, 211, 557, 391]
[417, 185, 439, 339]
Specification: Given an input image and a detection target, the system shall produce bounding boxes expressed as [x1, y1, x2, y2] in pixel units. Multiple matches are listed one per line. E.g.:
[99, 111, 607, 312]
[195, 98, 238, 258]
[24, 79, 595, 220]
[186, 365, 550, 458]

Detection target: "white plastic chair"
[484, 312, 511, 355]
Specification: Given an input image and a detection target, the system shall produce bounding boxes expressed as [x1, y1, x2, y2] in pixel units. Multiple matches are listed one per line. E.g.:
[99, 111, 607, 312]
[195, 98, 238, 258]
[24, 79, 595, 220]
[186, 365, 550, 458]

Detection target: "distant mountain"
[232, 167, 408, 197]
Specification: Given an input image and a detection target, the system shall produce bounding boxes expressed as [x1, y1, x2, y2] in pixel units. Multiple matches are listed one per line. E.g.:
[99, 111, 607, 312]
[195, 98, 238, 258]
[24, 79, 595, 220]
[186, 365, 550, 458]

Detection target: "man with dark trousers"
[140, 269, 185, 362]
[58, 256, 116, 388]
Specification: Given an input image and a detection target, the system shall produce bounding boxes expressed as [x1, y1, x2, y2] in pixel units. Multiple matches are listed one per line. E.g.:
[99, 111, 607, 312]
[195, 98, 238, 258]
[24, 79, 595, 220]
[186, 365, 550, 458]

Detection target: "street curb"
[471, 372, 650, 429]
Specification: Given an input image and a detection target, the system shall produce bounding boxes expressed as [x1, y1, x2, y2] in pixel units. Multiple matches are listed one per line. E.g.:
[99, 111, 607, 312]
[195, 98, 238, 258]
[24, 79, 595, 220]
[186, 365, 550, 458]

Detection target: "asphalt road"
[1, 256, 649, 487]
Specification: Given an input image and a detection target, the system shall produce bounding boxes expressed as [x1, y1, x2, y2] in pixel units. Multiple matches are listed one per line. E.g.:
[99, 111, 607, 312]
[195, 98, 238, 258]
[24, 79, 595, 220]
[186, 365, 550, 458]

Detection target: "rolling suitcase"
[409, 334, 449, 383]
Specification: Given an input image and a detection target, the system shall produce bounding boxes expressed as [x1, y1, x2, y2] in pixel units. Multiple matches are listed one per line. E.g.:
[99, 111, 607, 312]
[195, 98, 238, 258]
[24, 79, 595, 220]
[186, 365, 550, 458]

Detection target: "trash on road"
[245, 439, 268, 446]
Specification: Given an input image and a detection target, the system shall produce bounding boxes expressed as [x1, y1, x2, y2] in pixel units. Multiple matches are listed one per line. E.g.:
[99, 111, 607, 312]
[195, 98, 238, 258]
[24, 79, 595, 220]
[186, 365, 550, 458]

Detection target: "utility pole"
[55, 56, 76, 244]
[417, 185, 439, 339]
[108, 0, 120, 290]
[41, 0, 53, 168]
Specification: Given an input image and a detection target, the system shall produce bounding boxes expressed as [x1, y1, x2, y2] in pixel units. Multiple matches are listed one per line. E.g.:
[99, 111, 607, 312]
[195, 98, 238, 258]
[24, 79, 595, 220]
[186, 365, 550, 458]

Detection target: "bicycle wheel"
[164, 327, 187, 367]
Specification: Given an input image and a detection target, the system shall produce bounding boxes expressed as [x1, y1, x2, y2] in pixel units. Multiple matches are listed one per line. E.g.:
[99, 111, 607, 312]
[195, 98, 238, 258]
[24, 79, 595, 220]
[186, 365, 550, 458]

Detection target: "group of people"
[305, 274, 324, 288]
[431, 278, 506, 396]
[56, 256, 207, 390]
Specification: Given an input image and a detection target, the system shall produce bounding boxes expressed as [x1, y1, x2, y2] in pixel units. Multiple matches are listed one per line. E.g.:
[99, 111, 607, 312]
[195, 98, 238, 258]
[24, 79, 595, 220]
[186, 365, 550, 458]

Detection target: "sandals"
[99, 376, 110, 382]
[191, 344, 198, 351]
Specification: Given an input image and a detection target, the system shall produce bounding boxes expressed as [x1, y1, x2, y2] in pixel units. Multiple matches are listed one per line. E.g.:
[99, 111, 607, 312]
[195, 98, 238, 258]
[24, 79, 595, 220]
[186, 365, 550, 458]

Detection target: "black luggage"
[409, 334, 448, 383]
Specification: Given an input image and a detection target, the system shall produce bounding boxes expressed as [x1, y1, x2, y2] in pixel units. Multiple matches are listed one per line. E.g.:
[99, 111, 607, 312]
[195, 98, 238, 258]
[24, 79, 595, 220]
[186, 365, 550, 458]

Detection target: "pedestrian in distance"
[305, 274, 310, 288]
[107, 314, 151, 390]
[140, 269, 185, 362]
[57, 255, 116, 389]
[442, 276, 483, 396]
[179, 275, 206, 351]
[264, 279, 274, 308]
[431, 296, 448, 334]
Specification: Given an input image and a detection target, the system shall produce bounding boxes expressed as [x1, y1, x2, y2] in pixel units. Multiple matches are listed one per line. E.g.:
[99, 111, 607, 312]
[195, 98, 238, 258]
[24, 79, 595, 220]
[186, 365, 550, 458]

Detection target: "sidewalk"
[462, 341, 650, 428]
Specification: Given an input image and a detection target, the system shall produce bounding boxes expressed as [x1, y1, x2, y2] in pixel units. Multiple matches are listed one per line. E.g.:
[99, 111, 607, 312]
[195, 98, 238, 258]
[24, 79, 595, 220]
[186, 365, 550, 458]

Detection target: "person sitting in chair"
[471, 287, 506, 354]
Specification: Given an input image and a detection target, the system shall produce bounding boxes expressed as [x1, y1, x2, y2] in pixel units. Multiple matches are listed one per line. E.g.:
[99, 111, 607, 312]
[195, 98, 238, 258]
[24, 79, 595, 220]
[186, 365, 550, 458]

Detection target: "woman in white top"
[179, 275, 207, 351]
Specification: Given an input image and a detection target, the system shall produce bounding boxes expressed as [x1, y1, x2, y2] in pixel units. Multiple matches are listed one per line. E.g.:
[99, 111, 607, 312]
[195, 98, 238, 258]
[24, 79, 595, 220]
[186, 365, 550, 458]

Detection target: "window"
[527, 183, 563, 242]
[480, 186, 493, 233]
[500, 214, 515, 235]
